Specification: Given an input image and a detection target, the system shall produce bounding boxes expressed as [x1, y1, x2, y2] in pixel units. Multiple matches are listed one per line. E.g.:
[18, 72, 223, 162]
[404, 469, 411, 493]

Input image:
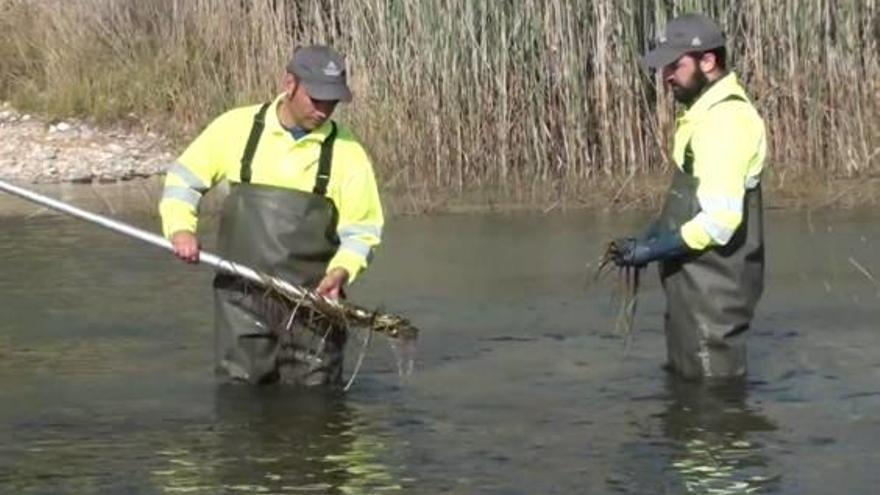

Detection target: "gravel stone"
[0, 106, 174, 184]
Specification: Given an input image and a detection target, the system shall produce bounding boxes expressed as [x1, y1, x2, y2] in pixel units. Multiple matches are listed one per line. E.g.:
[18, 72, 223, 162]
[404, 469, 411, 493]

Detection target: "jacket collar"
[266, 93, 335, 143]
[679, 72, 748, 123]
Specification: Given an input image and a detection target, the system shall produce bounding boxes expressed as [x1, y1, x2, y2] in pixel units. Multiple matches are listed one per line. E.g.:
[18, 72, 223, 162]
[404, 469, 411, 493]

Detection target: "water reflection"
[154, 387, 403, 494]
[659, 378, 781, 494]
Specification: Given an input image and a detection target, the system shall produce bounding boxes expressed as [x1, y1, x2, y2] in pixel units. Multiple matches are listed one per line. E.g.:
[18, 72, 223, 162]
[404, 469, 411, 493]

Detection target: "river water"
[0, 208, 878, 494]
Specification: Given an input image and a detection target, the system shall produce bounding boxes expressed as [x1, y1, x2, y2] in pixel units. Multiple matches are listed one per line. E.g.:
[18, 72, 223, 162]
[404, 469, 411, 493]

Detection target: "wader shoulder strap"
[312, 121, 338, 196]
[239, 102, 271, 184]
[682, 94, 748, 175]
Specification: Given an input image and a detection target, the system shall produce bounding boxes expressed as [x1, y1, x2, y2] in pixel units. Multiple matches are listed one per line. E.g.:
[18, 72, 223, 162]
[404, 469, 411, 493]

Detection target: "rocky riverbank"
[1, 102, 876, 218]
[0, 101, 173, 185]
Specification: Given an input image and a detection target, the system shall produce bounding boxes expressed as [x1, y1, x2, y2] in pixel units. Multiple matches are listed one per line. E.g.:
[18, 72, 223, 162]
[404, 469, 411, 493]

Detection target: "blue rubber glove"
[636, 220, 661, 242]
[610, 229, 690, 267]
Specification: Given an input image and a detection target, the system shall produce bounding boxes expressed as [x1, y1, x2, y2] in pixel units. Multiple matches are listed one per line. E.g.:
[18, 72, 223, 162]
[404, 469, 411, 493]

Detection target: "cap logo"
[323, 61, 342, 77]
[691, 37, 702, 46]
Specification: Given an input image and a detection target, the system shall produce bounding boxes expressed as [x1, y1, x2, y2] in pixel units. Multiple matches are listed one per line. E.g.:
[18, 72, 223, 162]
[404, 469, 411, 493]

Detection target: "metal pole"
[0, 178, 323, 304]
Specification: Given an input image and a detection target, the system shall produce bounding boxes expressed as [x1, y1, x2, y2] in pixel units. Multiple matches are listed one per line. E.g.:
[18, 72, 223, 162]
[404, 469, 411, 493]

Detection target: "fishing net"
[239, 272, 419, 390]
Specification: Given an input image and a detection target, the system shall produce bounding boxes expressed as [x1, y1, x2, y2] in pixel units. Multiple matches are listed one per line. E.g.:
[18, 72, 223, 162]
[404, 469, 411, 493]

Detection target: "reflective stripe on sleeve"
[698, 194, 743, 215]
[339, 237, 374, 261]
[168, 162, 209, 192]
[162, 185, 202, 207]
[338, 223, 382, 239]
[694, 212, 736, 245]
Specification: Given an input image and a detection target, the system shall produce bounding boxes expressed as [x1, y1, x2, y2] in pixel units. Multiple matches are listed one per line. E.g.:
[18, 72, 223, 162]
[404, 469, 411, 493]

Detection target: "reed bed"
[1, 0, 877, 203]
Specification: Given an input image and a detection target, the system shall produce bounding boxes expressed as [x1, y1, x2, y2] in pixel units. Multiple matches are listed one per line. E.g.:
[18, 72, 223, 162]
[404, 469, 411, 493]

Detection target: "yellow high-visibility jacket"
[159, 94, 384, 282]
[672, 72, 767, 250]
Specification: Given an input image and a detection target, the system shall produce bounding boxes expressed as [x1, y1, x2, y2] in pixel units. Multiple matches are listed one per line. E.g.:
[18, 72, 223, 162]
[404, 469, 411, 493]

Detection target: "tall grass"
[1, 0, 877, 202]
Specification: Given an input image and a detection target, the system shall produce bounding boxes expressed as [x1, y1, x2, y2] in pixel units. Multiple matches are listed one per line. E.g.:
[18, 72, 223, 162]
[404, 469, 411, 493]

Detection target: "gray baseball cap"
[642, 13, 726, 69]
[286, 45, 352, 102]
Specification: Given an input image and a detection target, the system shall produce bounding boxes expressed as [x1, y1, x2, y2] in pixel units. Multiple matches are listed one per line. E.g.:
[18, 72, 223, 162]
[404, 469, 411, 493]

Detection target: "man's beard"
[671, 70, 709, 106]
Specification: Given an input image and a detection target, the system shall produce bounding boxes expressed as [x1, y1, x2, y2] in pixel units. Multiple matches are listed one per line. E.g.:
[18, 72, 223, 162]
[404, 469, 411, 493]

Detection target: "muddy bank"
[1, 101, 877, 218]
[2, 173, 876, 222]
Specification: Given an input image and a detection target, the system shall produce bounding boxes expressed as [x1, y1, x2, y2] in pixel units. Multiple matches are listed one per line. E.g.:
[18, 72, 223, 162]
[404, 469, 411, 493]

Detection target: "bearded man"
[608, 13, 767, 380]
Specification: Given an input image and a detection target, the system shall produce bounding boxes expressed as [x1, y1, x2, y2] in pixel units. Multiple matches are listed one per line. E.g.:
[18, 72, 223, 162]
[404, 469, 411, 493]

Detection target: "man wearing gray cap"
[159, 45, 384, 387]
[608, 13, 767, 380]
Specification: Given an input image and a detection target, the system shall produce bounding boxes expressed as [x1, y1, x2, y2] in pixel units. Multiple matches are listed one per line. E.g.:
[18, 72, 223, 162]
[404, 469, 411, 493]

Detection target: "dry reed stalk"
[0, 0, 876, 206]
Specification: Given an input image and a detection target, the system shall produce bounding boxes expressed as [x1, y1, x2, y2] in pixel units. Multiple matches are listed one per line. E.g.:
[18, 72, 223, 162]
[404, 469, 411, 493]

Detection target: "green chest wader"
[657, 96, 765, 379]
[213, 103, 345, 386]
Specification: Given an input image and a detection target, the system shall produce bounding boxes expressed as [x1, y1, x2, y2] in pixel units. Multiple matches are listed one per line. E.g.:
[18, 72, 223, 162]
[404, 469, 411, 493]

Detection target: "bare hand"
[316, 267, 349, 300]
[170, 230, 200, 264]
